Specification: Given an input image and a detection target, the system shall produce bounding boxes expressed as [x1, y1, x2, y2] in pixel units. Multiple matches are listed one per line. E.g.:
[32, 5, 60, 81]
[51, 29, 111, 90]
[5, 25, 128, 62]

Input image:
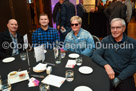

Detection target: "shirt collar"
[40, 26, 51, 31]
[112, 34, 125, 43]
[9, 31, 17, 38]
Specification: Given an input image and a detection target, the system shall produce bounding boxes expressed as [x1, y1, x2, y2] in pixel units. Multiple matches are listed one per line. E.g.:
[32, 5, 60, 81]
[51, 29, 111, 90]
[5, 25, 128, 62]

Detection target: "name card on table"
[65, 60, 76, 68]
[34, 46, 45, 62]
[23, 34, 29, 49]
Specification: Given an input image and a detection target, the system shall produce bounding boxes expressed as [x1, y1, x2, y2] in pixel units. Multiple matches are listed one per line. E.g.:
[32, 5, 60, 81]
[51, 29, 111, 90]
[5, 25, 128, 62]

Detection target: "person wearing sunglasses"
[92, 18, 136, 91]
[63, 16, 95, 57]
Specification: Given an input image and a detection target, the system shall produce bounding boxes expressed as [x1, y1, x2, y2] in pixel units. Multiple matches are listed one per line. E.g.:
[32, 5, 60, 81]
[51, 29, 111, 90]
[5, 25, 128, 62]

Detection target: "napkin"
[33, 63, 47, 71]
[28, 77, 40, 87]
[65, 60, 76, 68]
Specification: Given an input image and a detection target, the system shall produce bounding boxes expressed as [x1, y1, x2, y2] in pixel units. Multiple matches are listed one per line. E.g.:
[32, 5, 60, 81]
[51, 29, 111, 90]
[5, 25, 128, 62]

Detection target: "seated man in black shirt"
[0, 19, 23, 59]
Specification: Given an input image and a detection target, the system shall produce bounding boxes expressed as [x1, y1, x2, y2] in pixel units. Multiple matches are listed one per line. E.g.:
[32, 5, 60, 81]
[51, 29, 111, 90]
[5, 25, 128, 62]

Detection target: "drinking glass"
[20, 52, 27, 60]
[61, 52, 66, 59]
[1, 79, 11, 91]
[65, 70, 74, 82]
[76, 57, 82, 66]
[39, 84, 50, 91]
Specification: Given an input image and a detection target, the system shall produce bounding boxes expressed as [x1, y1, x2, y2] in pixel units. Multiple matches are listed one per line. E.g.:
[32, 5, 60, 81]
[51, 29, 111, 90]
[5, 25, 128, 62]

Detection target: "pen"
[31, 75, 45, 78]
[44, 62, 55, 66]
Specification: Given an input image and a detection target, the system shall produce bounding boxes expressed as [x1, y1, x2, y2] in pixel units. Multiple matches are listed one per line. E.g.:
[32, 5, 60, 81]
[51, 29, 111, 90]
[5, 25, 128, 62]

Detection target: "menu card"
[34, 46, 45, 62]
[23, 34, 28, 49]
[41, 74, 66, 88]
[65, 60, 76, 68]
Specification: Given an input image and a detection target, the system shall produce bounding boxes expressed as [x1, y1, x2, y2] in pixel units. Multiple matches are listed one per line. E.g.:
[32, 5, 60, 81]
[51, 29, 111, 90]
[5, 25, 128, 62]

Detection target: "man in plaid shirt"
[32, 14, 60, 49]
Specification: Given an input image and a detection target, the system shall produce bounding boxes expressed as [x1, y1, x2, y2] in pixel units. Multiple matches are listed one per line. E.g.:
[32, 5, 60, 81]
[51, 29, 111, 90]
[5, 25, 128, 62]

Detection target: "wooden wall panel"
[12, 0, 32, 35]
[0, 0, 53, 43]
[42, 0, 52, 27]
[0, 0, 12, 32]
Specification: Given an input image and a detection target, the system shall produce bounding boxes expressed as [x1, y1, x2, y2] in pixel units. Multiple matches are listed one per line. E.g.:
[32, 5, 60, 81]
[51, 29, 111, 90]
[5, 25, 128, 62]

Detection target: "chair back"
[92, 35, 100, 49]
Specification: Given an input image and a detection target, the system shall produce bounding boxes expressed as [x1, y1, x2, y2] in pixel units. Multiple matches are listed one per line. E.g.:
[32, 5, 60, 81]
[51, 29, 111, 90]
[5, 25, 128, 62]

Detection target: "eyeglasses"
[111, 26, 124, 30]
[71, 23, 79, 26]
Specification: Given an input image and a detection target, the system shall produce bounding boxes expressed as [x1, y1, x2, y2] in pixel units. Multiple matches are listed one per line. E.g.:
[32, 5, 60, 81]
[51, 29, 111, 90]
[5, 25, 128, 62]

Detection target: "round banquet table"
[0, 50, 110, 91]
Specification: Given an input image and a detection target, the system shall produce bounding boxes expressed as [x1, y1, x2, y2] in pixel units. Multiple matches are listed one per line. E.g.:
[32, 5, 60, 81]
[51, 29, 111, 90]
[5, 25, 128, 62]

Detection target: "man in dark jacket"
[92, 18, 136, 91]
[60, 0, 75, 37]
[76, 0, 86, 19]
[104, 0, 127, 35]
[104, 0, 126, 22]
[0, 19, 23, 59]
[52, 0, 64, 26]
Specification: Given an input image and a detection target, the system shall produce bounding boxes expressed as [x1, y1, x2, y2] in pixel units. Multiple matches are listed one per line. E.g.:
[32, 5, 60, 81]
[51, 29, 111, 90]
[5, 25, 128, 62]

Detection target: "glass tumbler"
[65, 70, 74, 82]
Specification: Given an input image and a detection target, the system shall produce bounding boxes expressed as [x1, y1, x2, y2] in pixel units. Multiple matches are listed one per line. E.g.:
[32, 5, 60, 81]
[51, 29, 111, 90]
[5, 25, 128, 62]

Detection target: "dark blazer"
[61, 0, 75, 28]
[0, 30, 23, 59]
[76, 3, 85, 19]
[60, 0, 75, 36]
[104, 1, 127, 22]
[52, 2, 61, 23]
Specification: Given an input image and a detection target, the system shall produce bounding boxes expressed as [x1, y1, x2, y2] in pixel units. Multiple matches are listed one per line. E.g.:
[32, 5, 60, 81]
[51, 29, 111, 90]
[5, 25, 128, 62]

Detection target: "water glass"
[1, 79, 11, 91]
[39, 84, 50, 91]
[76, 57, 82, 66]
[20, 52, 27, 60]
[61, 52, 66, 59]
[65, 70, 74, 82]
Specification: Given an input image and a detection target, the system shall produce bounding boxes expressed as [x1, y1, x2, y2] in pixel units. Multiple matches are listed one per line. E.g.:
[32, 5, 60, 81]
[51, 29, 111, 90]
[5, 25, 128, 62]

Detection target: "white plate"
[68, 53, 79, 58]
[74, 86, 92, 91]
[2, 57, 15, 63]
[8, 70, 29, 84]
[78, 66, 93, 74]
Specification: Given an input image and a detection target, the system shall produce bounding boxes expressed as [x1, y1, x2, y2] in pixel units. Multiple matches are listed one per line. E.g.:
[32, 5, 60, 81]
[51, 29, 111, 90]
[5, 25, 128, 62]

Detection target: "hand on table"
[104, 64, 115, 80]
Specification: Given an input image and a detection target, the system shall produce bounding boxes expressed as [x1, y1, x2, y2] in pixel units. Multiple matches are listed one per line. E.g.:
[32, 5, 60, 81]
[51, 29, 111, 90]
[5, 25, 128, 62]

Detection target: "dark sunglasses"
[71, 23, 79, 26]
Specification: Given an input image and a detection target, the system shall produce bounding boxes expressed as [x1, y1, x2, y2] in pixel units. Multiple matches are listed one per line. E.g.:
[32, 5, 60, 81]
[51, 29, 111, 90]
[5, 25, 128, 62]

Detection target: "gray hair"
[110, 18, 126, 26]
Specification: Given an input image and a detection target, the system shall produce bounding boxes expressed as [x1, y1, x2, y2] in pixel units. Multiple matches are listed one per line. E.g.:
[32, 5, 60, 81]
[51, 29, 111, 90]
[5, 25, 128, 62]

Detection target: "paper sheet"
[41, 74, 66, 88]
[34, 46, 45, 62]
[23, 34, 28, 49]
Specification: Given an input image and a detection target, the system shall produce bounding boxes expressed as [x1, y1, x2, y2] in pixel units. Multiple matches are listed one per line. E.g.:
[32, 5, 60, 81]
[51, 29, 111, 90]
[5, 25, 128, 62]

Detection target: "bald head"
[7, 19, 18, 34]
[8, 19, 17, 24]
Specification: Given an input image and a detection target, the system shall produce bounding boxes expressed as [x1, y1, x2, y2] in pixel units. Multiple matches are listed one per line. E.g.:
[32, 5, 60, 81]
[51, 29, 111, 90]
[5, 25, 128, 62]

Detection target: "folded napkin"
[65, 60, 76, 68]
[33, 63, 47, 71]
[28, 77, 40, 87]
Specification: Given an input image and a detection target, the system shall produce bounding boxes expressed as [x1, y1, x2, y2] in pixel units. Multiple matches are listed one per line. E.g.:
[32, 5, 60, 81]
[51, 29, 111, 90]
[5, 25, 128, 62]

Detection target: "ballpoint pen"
[31, 75, 45, 78]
